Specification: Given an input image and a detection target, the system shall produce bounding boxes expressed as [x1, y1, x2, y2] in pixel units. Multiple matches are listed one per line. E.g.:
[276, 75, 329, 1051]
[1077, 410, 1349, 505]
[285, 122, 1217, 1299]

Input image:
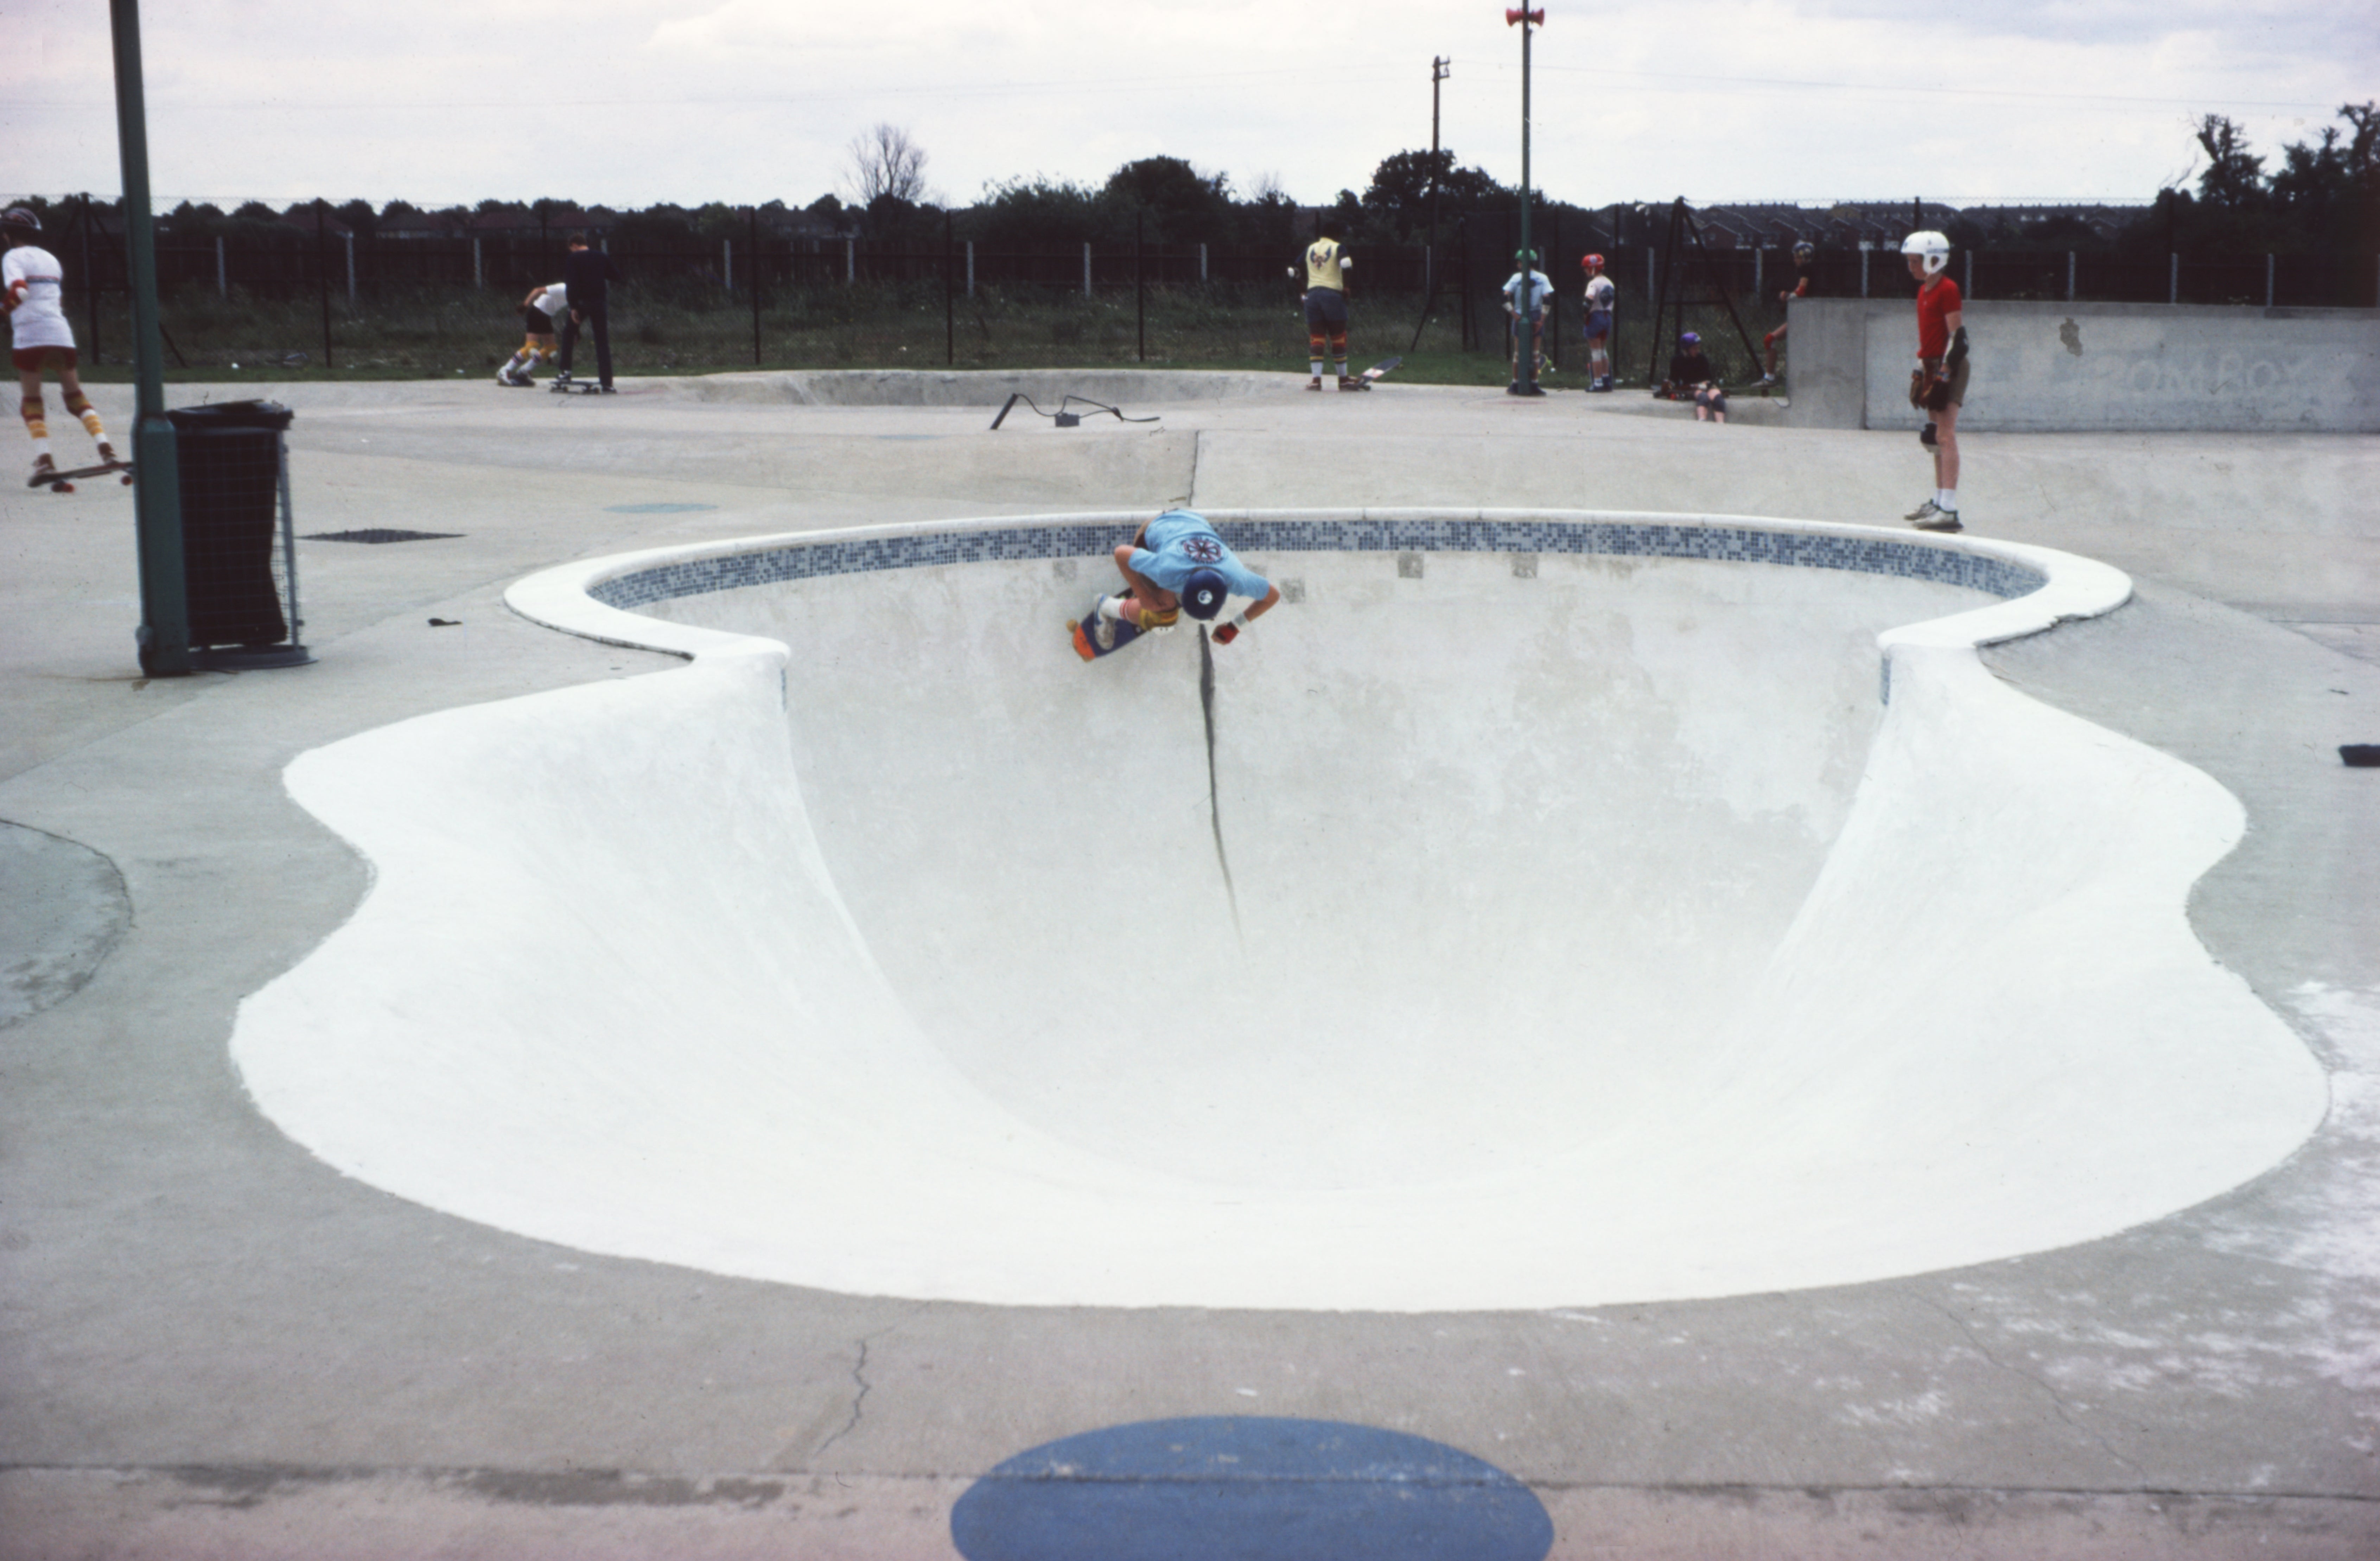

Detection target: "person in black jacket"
[553, 232, 624, 392]
[1662, 331, 1726, 420]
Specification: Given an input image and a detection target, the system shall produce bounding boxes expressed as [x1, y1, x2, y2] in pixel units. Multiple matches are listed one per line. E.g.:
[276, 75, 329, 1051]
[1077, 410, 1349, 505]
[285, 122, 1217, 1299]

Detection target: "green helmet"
[1513, 248, 1539, 267]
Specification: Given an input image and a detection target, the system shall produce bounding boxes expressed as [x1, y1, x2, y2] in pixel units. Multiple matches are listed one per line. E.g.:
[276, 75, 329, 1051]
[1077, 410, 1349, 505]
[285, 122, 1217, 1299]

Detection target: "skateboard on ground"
[1343, 355, 1401, 390]
[30, 460, 133, 494]
[1069, 595, 1175, 662]
[548, 377, 615, 395]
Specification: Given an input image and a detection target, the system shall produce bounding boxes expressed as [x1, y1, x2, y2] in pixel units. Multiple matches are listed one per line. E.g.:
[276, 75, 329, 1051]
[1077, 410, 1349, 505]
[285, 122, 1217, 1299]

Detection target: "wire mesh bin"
[166, 400, 311, 670]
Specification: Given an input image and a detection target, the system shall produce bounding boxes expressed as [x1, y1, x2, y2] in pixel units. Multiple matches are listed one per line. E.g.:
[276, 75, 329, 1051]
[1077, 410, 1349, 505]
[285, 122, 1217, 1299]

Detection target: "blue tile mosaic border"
[590, 518, 2044, 611]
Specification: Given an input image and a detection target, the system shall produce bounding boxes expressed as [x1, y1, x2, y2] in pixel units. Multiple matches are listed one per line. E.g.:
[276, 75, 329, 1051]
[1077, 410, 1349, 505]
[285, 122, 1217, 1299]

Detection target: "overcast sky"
[4, 1, 2371, 215]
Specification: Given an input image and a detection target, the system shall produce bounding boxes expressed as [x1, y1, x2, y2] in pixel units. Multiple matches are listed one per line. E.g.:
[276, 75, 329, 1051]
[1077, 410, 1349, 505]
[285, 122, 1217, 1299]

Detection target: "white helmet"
[1901, 230, 1951, 276]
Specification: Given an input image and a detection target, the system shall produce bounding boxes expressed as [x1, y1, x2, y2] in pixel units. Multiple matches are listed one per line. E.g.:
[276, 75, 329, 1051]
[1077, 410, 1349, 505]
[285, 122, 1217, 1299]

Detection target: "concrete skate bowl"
[675, 367, 1290, 406]
[231, 510, 2325, 1312]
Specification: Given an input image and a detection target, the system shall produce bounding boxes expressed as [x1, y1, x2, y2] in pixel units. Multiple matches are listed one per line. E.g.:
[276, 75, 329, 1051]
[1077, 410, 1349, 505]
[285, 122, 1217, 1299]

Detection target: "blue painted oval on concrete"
[950, 1416, 1554, 1561]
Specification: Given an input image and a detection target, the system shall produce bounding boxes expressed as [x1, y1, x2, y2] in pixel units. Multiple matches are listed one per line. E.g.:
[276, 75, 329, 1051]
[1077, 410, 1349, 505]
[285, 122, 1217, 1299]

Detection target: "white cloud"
[0, 0, 2368, 210]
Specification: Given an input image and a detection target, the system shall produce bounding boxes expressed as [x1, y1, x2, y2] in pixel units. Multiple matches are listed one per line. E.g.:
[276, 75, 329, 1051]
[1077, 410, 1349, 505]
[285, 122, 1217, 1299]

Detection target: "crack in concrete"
[1916, 1292, 2145, 1480]
[810, 1331, 888, 1462]
[1196, 626, 1243, 941]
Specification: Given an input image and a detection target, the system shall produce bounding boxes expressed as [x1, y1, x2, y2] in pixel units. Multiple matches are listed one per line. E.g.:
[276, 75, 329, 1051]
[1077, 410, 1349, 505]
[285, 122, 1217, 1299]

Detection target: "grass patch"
[66, 281, 1788, 389]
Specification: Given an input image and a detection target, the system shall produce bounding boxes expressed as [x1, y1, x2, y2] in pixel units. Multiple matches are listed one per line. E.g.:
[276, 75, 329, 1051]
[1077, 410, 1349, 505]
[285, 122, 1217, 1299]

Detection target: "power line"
[1483, 60, 2348, 112]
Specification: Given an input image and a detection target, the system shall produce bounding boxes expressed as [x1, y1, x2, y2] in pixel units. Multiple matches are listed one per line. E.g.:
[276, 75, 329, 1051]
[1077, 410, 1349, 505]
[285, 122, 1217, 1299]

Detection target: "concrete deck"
[3, 371, 2377, 1558]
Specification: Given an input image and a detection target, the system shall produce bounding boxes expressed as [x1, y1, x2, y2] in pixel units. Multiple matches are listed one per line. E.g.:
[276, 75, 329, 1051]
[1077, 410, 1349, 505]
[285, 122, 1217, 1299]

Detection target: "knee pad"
[1919, 422, 1938, 447]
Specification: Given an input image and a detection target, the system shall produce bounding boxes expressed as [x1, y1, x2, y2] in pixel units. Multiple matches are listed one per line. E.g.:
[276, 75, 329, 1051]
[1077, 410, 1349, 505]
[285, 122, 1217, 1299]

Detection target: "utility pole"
[1506, 6, 1546, 396]
[107, 0, 190, 676]
[1427, 56, 1450, 292]
[1409, 55, 1455, 354]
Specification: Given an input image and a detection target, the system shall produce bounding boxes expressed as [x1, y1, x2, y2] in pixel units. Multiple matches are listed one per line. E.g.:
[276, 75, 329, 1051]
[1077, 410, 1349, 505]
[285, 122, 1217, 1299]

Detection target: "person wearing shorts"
[1502, 250, 1553, 393]
[1899, 230, 1968, 533]
[1082, 509, 1283, 655]
[1293, 236, 1361, 390]
[497, 280, 567, 386]
[1580, 253, 1616, 391]
[1761, 241, 1815, 384]
[3, 206, 116, 487]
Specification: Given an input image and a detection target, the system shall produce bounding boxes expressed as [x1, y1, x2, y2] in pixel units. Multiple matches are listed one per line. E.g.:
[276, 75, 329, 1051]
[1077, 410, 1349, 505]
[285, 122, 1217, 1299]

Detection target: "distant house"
[378, 210, 468, 240]
[1961, 204, 2139, 243]
[277, 205, 355, 240]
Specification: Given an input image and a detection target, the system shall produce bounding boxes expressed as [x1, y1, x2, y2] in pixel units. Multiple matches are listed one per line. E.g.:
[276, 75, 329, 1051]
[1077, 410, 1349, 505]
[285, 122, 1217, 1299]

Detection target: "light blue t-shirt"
[1502, 269, 1554, 314]
[1129, 510, 1271, 601]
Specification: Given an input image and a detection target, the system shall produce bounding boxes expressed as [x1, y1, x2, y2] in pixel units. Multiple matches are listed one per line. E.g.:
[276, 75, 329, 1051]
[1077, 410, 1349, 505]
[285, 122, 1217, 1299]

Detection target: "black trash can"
[168, 399, 297, 654]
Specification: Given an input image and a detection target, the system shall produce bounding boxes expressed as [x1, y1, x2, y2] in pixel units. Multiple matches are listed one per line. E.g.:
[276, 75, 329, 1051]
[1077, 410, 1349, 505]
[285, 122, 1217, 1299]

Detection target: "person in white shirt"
[497, 279, 568, 386]
[1580, 252, 1617, 391]
[1501, 250, 1553, 392]
[4, 206, 116, 486]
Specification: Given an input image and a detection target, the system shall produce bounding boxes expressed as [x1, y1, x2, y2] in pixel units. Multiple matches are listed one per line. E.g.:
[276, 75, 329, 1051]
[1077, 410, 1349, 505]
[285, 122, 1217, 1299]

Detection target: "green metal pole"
[1508, 7, 1545, 395]
[107, 0, 190, 676]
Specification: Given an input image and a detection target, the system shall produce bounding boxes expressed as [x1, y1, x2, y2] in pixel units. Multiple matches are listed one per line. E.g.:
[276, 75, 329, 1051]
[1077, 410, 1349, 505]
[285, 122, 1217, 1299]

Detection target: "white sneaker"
[1904, 498, 1945, 523]
[1911, 503, 1963, 533]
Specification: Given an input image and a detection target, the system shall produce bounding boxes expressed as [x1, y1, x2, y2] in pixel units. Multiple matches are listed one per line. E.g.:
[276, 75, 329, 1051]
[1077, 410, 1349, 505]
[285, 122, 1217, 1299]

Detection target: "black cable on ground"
[989, 393, 1161, 430]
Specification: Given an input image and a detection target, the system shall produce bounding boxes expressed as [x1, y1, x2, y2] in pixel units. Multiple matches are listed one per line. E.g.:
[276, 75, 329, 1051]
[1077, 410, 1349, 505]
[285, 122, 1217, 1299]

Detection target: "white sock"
[1309, 361, 1325, 378]
[1939, 488, 1958, 510]
[32, 437, 51, 459]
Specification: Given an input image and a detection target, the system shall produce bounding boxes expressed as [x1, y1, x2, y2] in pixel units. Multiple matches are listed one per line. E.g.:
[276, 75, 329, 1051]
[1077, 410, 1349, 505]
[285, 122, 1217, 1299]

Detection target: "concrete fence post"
[2066, 251, 2075, 302]
[215, 234, 226, 298]
[1859, 248, 1869, 298]
[472, 237, 481, 289]
[1647, 247, 1656, 298]
[965, 240, 974, 297]
[1199, 242, 1208, 282]
[2170, 253, 2179, 305]
[1083, 242, 1093, 298]
[1754, 247, 1763, 298]
[845, 238, 854, 284]
[344, 231, 355, 304]
[723, 238, 732, 294]
[2266, 253, 2275, 309]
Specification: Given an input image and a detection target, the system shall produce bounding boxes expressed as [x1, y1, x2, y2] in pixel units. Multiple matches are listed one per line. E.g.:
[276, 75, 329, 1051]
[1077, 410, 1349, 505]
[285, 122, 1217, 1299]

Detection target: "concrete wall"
[1783, 297, 2380, 433]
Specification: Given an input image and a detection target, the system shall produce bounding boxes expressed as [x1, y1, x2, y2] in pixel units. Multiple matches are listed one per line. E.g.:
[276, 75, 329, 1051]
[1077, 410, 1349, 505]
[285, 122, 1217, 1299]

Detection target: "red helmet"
[1580, 252, 1604, 269]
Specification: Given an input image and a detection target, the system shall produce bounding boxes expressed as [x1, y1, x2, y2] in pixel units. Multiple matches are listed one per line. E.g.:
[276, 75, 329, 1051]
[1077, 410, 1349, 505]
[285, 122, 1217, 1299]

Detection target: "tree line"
[11, 102, 2369, 265]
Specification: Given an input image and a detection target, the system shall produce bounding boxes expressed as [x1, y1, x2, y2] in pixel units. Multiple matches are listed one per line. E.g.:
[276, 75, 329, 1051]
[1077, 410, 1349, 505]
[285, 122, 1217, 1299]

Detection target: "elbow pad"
[1946, 325, 1968, 372]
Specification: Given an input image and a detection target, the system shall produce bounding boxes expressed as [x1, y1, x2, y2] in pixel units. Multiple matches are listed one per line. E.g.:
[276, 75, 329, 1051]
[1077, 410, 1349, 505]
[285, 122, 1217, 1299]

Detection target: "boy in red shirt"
[1901, 231, 1967, 532]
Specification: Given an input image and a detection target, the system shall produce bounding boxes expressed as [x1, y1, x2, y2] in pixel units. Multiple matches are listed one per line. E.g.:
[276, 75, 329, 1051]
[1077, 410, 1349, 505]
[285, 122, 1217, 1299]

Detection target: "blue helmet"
[1680, 330, 1701, 346]
[1182, 568, 1229, 620]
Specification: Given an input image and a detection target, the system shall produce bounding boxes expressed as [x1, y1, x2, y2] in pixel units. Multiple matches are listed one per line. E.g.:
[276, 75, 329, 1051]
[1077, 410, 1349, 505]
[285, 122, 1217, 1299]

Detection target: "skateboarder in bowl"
[1085, 509, 1282, 653]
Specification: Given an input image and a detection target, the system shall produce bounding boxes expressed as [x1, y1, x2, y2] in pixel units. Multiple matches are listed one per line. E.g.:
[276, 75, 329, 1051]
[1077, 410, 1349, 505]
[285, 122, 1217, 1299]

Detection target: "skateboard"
[1344, 355, 1401, 390]
[30, 460, 133, 494]
[548, 377, 615, 395]
[1069, 595, 1177, 662]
